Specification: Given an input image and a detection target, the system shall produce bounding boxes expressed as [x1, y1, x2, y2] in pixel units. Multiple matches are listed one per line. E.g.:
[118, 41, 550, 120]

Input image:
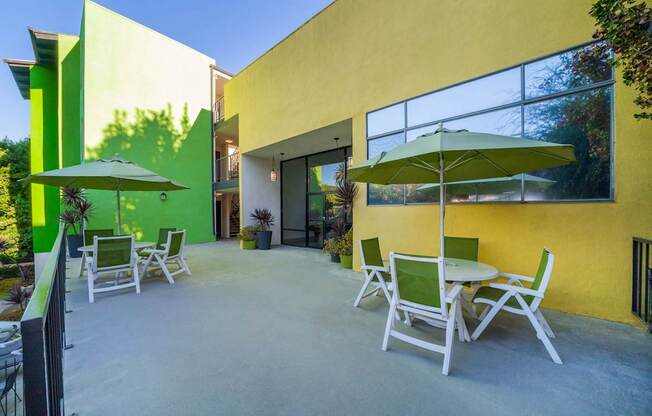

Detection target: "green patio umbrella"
[416, 174, 554, 202]
[23, 155, 189, 232]
[348, 127, 576, 267]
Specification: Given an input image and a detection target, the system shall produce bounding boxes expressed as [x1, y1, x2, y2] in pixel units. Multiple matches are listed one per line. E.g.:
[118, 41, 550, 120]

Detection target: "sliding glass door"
[281, 147, 351, 248]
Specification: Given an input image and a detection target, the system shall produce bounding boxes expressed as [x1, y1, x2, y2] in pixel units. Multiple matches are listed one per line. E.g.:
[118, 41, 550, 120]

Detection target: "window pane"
[524, 87, 611, 201]
[525, 42, 611, 99]
[367, 133, 405, 205]
[407, 67, 521, 127]
[406, 108, 522, 203]
[367, 103, 404, 137]
[308, 149, 344, 192]
[281, 158, 306, 246]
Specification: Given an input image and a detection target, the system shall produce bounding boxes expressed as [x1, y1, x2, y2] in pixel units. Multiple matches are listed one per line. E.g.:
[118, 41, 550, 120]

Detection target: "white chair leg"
[403, 311, 412, 326]
[79, 252, 86, 278]
[180, 257, 192, 276]
[442, 300, 458, 376]
[87, 272, 95, 303]
[353, 274, 374, 307]
[140, 254, 154, 278]
[382, 301, 396, 351]
[460, 296, 477, 319]
[133, 265, 141, 294]
[157, 255, 175, 285]
[376, 275, 392, 303]
[456, 301, 470, 342]
[478, 304, 491, 321]
[471, 294, 510, 341]
[517, 298, 562, 364]
[535, 309, 555, 338]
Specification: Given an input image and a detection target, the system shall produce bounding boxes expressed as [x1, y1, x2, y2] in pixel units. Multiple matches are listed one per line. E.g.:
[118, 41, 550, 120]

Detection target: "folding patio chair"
[354, 237, 393, 307]
[86, 235, 140, 303]
[140, 229, 191, 284]
[382, 252, 463, 376]
[444, 236, 479, 317]
[79, 228, 114, 277]
[156, 227, 177, 249]
[471, 248, 562, 364]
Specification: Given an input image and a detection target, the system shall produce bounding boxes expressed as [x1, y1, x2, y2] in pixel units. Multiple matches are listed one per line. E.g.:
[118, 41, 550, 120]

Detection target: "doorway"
[281, 147, 351, 248]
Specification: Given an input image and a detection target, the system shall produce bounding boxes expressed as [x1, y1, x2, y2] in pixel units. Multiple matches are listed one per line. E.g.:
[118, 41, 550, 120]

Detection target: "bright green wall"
[80, 0, 215, 243]
[29, 65, 60, 253]
[59, 35, 81, 168]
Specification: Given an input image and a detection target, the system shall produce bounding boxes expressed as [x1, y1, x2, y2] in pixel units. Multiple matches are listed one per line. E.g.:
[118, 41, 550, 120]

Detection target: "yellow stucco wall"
[225, 0, 652, 324]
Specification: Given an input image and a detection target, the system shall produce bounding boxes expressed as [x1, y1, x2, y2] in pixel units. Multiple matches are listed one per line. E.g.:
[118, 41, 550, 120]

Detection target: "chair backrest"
[165, 230, 186, 258]
[389, 252, 447, 316]
[444, 236, 479, 261]
[359, 237, 384, 268]
[93, 235, 134, 271]
[531, 248, 554, 293]
[83, 228, 113, 245]
[0, 364, 20, 399]
[157, 228, 177, 249]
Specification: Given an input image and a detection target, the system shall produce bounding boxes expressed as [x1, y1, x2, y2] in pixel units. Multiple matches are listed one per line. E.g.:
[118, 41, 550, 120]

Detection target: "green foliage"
[590, 0, 652, 120]
[0, 138, 31, 261]
[337, 229, 353, 256]
[322, 237, 339, 254]
[237, 225, 258, 241]
[333, 178, 358, 223]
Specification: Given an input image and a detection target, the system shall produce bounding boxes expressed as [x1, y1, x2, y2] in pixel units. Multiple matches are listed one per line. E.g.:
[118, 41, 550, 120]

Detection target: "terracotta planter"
[340, 254, 353, 269]
[241, 240, 256, 250]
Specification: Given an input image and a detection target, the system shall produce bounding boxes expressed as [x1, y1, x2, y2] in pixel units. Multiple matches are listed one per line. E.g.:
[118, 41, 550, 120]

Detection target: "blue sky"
[0, 0, 332, 141]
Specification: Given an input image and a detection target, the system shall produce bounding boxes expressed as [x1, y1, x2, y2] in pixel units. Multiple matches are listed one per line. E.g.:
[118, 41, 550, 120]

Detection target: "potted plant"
[333, 178, 358, 225]
[338, 229, 353, 269]
[323, 238, 340, 263]
[250, 208, 275, 250]
[237, 225, 258, 250]
[59, 187, 93, 258]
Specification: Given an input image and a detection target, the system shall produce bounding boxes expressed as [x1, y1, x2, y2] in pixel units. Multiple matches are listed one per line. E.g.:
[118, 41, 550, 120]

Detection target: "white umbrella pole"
[116, 186, 122, 234]
[439, 153, 446, 270]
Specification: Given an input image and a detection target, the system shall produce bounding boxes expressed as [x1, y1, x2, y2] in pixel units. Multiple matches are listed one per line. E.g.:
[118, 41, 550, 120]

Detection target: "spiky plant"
[250, 208, 275, 231]
[6, 284, 30, 311]
[333, 179, 358, 221]
[329, 217, 348, 240]
[61, 187, 85, 207]
[59, 210, 81, 234]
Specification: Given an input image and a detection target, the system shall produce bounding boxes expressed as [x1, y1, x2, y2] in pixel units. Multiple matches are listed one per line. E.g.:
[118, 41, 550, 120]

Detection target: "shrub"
[323, 238, 339, 255]
[337, 229, 353, 256]
[237, 225, 258, 241]
[250, 208, 275, 231]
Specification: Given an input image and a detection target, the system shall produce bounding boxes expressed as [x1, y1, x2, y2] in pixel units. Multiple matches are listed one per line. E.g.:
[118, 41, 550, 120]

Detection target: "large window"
[365, 42, 613, 205]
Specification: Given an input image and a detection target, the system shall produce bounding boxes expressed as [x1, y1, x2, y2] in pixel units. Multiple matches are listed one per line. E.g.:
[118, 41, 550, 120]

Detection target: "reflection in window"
[407, 67, 521, 127]
[525, 42, 610, 99]
[524, 87, 611, 200]
[367, 133, 405, 204]
[445, 107, 521, 137]
[367, 103, 405, 137]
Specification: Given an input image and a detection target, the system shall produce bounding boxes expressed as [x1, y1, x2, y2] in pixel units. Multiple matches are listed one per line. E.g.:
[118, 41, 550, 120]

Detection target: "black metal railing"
[215, 152, 239, 183]
[632, 237, 651, 332]
[20, 226, 68, 415]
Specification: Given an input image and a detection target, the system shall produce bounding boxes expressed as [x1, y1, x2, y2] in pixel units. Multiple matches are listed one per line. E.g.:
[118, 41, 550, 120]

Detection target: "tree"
[0, 138, 31, 260]
[590, 0, 652, 120]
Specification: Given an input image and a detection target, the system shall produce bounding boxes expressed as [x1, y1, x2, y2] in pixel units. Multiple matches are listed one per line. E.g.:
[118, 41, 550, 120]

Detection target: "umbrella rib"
[445, 151, 479, 172]
[410, 157, 440, 173]
[526, 147, 574, 162]
[474, 150, 513, 176]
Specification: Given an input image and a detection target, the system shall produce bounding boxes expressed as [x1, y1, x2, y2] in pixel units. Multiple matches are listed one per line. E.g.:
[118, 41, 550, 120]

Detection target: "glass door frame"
[280, 146, 352, 248]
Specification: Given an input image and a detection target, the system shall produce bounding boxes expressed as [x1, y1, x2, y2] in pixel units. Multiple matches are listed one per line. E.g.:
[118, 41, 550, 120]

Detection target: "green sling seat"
[471, 248, 562, 364]
[354, 237, 393, 308]
[140, 229, 191, 284]
[80, 229, 114, 277]
[156, 228, 177, 250]
[86, 235, 140, 303]
[444, 236, 480, 316]
[382, 252, 464, 376]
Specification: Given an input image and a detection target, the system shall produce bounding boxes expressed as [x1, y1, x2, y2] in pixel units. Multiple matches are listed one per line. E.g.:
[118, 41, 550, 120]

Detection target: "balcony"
[213, 96, 225, 125]
[214, 151, 239, 192]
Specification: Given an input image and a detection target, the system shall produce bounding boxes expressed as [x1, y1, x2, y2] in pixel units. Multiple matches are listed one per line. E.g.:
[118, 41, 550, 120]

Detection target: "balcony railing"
[215, 152, 239, 183]
[632, 237, 652, 332]
[213, 96, 225, 124]
[21, 225, 69, 415]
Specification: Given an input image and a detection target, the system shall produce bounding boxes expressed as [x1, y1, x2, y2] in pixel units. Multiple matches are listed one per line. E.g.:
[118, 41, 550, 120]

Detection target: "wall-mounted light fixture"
[270, 153, 278, 182]
[160, 192, 168, 201]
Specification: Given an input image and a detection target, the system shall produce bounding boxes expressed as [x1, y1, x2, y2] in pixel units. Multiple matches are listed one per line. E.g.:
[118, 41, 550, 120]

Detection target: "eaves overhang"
[28, 27, 58, 66]
[3, 58, 35, 99]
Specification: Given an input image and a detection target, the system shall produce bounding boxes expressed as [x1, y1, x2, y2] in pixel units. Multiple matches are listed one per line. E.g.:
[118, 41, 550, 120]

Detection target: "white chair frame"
[353, 240, 393, 307]
[471, 249, 562, 364]
[140, 230, 191, 284]
[86, 235, 140, 303]
[382, 253, 463, 376]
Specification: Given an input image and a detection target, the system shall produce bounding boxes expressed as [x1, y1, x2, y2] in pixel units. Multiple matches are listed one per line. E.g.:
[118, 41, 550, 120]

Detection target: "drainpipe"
[210, 64, 216, 239]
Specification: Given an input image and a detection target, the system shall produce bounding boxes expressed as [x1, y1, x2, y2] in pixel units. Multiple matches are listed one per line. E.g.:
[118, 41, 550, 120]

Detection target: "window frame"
[365, 40, 615, 207]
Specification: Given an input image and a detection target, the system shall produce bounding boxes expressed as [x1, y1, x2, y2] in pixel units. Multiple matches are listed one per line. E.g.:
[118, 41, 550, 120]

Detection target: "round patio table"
[417, 258, 498, 342]
[77, 241, 156, 253]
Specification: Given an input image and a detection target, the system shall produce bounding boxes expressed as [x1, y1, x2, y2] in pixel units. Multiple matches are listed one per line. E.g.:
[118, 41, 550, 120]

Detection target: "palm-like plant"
[6, 284, 30, 311]
[250, 208, 275, 231]
[333, 179, 358, 223]
[59, 186, 93, 235]
[62, 186, 85, 206]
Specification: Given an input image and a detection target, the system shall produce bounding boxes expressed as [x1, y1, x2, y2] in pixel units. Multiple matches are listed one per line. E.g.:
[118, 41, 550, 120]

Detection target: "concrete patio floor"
[63, 241, 652, 416]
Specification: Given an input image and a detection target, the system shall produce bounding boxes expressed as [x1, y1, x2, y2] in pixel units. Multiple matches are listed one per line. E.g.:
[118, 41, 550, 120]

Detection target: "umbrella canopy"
[416, 174, 554, 197]
[348, 127, 576, 271]
[24, 155, 189, 231]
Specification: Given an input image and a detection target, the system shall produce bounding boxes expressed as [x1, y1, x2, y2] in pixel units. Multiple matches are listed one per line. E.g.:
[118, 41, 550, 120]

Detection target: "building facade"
[6, 0, 651, 325]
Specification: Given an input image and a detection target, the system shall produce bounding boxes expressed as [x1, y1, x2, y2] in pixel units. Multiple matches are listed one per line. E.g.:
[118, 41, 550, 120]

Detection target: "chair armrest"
[500, 272, 535, 284]
[362, 265, 388, 273]
[445, 284, 464, 303]
[489, 282, 540, 298]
